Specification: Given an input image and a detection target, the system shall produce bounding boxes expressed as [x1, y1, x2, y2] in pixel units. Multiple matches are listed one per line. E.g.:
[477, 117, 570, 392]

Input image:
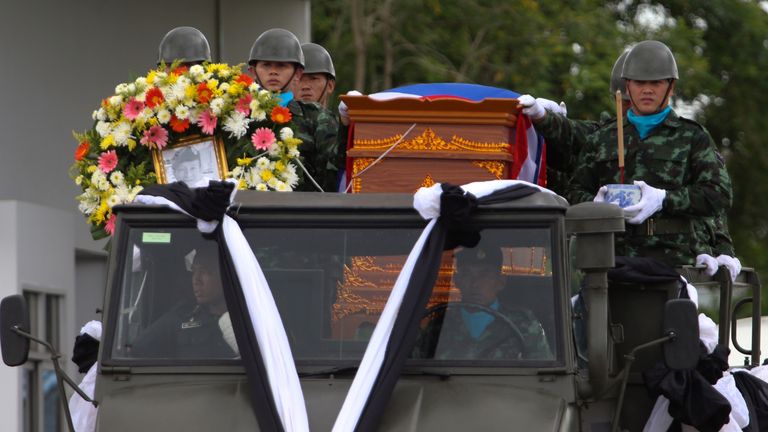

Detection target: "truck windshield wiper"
[299, 366, 359, 377]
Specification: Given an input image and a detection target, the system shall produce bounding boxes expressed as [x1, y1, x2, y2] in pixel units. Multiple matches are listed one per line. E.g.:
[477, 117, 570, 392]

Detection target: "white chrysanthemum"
[126, 83, 136, 94]
[155, 72, 168, 82]
[189, 64, 205, 78]
[249, 99, 261, 112]
[274, 180, 290, 192]
[279, 127, 293, 140]
[258, 90, 271, 102]
[230, 166, 243, 177]
[110, 171, 125, 185]
[97, 178, 111, 192]
[248, 82, 260, 92]
[135, 91, 146, 103]
[95, 121, 111, 138]
[288, 146, 300, 158]
[91, 170, 106, 184]
[96, 108, 107, 122]
[245, 168, 261, 188]
[267, 142, 281, 157]
[114, 184, 132, 201]
[115, 83, 129, 94]
[281, 163, 299, 188]
[175, 105, 190, 120]
[112, 122, 132, 146]
[109, 95, 123, 107]
[129, 186, 143, 201]
[210, 98, 225, 116]
[202, 72, 213, 81]
[256, 157, 271, 170]
[106, 194, 121, 208]
[267, 177, 279, 189]
[75, 175, 84, 185]
[135, 77, 147, 87]
[222, 111, 251, 139]
[157, 109, 171, 124]
[252, 109, 267, 121]
[77, 189, 100, 214]
[219, 83, 230, 93]
[171, 81, 187, 102]
[92, 110, 99, 121]
[256, 183, 268, 191]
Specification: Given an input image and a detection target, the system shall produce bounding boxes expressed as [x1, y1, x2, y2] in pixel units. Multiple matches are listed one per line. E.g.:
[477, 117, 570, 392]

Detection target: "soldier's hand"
[716, 255, 742, 281]
[624, 181, 666, 225]
[695, 253, 719, 276]
[517, 94, 546, 121]
[593, 186, 609, 203]
[338, 90, 363, 126]
[536, 97, 567, 117]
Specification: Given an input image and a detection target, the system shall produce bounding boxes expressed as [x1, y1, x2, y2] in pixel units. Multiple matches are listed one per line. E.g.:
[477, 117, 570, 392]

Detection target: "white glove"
[338, 90, 362, 125]
[716, 255, 742, 281]
[536, 97, 567, 117]
[623, 180, 666, 225]
[593, 186, 610, 203]
[517, 94, 546, 120]
[218, 312, 239, 356]
[695, 253, 719, 276]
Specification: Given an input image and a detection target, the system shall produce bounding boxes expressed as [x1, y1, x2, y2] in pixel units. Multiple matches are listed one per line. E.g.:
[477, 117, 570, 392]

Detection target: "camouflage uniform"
[693, 152, 735, 257]
[567, 109, 732, 266]
[536, 111, 613, 196]
[413, 304, 552, 360]
[289, 100, 340, 192]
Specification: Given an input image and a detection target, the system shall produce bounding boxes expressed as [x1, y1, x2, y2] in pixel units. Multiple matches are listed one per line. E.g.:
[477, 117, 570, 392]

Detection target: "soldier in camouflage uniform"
[293, 43, 336, 108]
[567, 40, 732, 267]
[414, 246, 552, 360]
[248, 29, 340, 192]
[518, 50, 630, 196]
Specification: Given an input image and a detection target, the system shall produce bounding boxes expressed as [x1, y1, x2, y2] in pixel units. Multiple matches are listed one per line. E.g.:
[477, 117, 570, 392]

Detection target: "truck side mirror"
[663, 299, 699, 370]
[1, 295, 31, 366]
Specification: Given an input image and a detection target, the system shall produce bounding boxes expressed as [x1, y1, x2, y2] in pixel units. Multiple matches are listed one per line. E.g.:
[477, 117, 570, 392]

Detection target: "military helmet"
[158, 26, 211, 65]
[301, 43, 335, 79]
[455, 246, 503, 271]
[621, 40, 678, 81]
[249, 28, 305, 67]
[610, 50, 630, 101]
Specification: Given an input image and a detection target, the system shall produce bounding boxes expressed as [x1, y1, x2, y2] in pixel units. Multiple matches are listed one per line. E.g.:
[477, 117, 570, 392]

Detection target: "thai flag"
[358, 83, 547, 186]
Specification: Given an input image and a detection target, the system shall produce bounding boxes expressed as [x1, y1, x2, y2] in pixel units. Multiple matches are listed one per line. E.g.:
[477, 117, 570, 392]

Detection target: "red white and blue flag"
[347, 83, 547, 187]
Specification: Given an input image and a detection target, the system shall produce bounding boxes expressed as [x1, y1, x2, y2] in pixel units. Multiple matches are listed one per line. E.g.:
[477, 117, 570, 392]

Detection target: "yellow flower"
[148, 117, 158, 126]
[166, 74, 178, 85]
[227, 83, 243, 97]
[146, 70, 157, 85]
[100, 135, 115, 150]
[274, 161, 285, 172]
[260, 170, 273, 182]
[87, 165, 98, 174]
[75, 175, 84, 185]
[237, 156, 253, 166]
[127, 139, 137, 151]
[185, 84, 196, 100]
[238, 179, 247, 190]
[285, 137, 302, 146]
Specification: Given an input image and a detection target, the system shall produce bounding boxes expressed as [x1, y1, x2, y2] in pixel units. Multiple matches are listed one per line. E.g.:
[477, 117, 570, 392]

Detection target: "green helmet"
[301, 43, 335, 79]
[621, 40, 678, 81]
[158, 27, 211, 65]
[610, 51, 630, 101]
[248, 28, 305, 68]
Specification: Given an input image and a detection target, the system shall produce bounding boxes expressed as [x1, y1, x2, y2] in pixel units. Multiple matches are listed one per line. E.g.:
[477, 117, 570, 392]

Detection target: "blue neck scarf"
[461, 300, 500, 339]
[277, 91, 294, 107]
[627, 106, 671, 139]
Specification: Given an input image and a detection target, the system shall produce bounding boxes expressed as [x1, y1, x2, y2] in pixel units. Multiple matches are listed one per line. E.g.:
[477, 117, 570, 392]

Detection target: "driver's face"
[454, 266, 504, 306]
[191, 261, 223, 306]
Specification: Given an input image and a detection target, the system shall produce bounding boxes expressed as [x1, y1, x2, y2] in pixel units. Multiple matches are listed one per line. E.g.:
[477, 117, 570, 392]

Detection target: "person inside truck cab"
[414, 246, 552, 360]
[130, 247, 236, 359]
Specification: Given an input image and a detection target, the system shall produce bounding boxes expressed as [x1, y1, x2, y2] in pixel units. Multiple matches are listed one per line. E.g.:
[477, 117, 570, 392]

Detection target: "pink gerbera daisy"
[105, 213, 117, 235]
[251, 127, 276, 150]
[98, 150, 118, 173]
[123, 98, 145, 120]
[236, 94, 253, 115]
[140, 125, 169, 149]
[196, 110, 218, 135]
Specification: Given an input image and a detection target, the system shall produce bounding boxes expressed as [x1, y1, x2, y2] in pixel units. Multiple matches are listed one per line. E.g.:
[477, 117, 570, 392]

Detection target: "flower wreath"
[71, 62, 302, 239]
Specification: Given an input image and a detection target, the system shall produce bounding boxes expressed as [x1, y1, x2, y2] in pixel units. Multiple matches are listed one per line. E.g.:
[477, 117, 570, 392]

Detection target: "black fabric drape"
[71, 334, 99, 373]
[733, 371, 768, 432]
[354, 183, 538, 431]
[138, 182, 284, 432]
[608, 256, 682, 285]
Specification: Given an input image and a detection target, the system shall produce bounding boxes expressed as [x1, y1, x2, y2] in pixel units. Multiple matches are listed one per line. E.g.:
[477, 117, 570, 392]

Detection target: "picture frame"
[151, 135, 228, 187]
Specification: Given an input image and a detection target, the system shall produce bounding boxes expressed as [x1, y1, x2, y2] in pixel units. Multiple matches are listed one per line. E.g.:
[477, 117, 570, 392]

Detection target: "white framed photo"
[152, 136, 228, 188]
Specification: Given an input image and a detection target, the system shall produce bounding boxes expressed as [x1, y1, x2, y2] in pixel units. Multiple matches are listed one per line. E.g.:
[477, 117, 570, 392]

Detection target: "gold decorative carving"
[420, 174, 436, 189]
[351, 158, 375, 193]
[472, 161, 505, 179]
[354, 127, 510, 153]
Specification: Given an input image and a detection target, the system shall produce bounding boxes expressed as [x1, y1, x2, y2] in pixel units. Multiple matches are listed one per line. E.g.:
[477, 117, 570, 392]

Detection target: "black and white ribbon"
[135, 181, 308, 432]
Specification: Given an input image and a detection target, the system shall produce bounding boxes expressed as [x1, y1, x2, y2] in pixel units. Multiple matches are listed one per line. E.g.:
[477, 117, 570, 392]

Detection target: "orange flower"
[74, 141, 90, 161]
[235, 74, 254, 87]
[145, 87, 165, 108]
[171, 65, 188, 76]
[270, 106, 292, 124]
[197, 83, 213, 104]
[170, 115, 190, 133]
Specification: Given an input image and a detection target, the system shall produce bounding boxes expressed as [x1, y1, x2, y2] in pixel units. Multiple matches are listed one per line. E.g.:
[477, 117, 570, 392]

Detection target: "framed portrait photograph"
[152, 135, 228, 188]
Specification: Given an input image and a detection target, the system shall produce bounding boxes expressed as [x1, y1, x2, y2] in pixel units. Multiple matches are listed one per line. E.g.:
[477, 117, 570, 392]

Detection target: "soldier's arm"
[712, 213, 736, 257]
[313, 107, 341, 192]
[662, 128, 732, 217]
[536, 113, 600, 172]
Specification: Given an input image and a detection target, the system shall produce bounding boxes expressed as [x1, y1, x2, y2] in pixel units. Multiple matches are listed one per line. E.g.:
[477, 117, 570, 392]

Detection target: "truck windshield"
[110, 224, 559, 366]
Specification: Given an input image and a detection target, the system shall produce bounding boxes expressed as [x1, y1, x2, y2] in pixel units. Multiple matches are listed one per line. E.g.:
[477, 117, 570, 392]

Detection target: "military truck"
[0, 190, 762, 431]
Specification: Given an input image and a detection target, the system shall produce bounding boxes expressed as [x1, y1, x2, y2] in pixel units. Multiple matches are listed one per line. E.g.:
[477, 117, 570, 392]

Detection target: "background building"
[0, 1, 310, 430]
